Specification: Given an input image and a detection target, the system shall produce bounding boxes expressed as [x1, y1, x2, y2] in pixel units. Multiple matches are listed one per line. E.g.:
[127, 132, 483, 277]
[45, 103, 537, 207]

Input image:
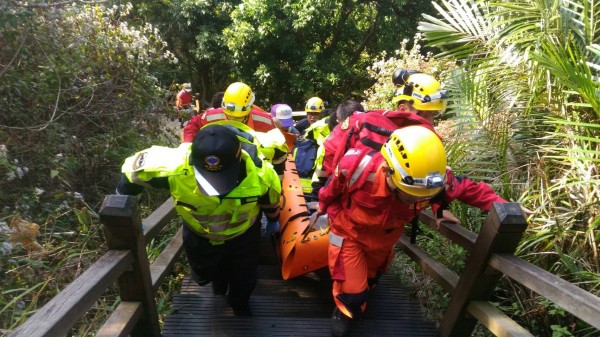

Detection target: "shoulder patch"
[132, 152, 147, 170]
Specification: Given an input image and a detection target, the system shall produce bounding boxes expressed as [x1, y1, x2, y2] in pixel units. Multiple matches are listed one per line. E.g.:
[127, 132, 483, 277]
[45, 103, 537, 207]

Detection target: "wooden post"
[99, 195, 161, 337]
[438, 202, 528, 337]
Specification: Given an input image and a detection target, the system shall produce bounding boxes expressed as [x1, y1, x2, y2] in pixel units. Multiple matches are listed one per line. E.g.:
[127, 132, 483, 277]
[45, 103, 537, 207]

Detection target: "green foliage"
[362, 33, 457, 111]
[131, 0, 237, 102]
[221, 0, 435, 109]
[0, 1, 181, 333]
[402, 0, 600, 335]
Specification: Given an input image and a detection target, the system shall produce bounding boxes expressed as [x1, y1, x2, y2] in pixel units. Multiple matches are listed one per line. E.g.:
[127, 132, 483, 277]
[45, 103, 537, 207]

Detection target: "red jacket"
[176, 89, 192, 109]
[319, 149, 506, 248]
[182, 107, 276, 142]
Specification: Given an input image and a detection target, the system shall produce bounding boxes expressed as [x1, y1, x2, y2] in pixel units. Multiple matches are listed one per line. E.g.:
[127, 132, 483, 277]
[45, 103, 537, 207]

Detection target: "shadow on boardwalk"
[162, 237, 438, 337]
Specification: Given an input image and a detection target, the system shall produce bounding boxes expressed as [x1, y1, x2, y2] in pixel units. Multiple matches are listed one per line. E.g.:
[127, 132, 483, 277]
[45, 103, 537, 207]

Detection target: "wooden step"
[164, 183, 434, 335]
[163, 316, 438, 336]
[163, 263, 438, 336]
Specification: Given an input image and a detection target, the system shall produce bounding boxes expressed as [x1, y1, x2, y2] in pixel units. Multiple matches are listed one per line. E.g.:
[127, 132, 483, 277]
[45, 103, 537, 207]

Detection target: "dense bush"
[0, 2, 178, 332]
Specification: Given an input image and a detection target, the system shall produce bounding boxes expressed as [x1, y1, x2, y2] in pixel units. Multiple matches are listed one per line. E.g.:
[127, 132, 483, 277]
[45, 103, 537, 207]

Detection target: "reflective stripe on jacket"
[122, 144, 281, 243]
[209, 120, 288, 164]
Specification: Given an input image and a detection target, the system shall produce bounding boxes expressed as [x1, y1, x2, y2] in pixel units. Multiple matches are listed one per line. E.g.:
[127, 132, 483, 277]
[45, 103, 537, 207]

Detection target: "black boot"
[231, 303, 252, 317]
[331, 307, 351, 337]
[212, 281, 228, 295]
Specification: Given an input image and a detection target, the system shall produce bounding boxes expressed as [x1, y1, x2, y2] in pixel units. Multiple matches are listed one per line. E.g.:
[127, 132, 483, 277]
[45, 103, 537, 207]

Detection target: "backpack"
[322, 109, 437, 174]
[293, 138, 318, 178]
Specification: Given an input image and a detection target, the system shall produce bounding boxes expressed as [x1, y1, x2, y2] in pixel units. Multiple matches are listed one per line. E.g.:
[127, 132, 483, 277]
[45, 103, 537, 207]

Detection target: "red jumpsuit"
[318, 149, 506, 318]
[182, 107, 276, 142]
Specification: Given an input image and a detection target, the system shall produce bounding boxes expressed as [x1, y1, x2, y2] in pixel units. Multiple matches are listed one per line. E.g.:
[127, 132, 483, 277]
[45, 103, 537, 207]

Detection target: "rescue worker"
[392, 69, 447, 123]
[182, 82, 287, 179]
[295, 96, 325, 135]
[210, 91, 225, 109]
[310, 100, 365, 203]
[117, 124, 281, 317]
[270, 103, 300, 150]
[176, 83, 193, 128]
[270, 103, 300, 135]
[294, 108, 337, 195]
[182, 82, 277, 142]
[317, 125, 508, 336]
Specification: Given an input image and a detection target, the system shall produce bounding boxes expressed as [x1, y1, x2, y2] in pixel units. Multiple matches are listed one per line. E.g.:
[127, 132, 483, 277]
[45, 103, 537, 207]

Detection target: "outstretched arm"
[116, 174, 169, 195]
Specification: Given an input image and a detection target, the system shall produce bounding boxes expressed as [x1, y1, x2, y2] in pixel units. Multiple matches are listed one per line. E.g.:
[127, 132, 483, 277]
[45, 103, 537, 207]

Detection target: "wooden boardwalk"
[162, 238, 438, 337]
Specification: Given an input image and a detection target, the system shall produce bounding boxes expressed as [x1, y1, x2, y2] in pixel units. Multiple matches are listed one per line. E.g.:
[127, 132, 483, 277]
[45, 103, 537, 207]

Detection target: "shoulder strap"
[346, 149, 378, 193]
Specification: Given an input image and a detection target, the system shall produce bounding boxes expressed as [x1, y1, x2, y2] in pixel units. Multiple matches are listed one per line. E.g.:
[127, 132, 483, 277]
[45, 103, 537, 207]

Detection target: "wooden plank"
[181, 277, 331, 298]
[150, 226, 184, 292]
[163, 316, 438, 336]
[100, 195, 161, 337]
[398, 235, 459, 293]
[173, 276, 423, 320]
[467, 301, 534, 337]
[165, 268, 438, 336]
[439, 202, 528, 337]
[10, 250, 132, 337]
[95, 301, 143, 337]
[143, 197, 177, 242]
[418, 210, 477, 251]
[490, 254, 600, 330]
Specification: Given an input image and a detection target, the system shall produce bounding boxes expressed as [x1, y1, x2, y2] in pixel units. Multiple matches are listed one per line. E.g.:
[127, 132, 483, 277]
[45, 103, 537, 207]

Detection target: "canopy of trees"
[132, 0, 434, 108]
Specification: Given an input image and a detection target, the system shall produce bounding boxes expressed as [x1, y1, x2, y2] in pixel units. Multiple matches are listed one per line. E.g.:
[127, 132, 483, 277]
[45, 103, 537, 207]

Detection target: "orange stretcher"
[275, 155, 330, 280]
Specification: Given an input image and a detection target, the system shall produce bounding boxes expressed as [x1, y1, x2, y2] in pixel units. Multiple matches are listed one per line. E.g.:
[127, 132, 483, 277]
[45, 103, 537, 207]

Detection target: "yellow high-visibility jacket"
[122, 143, 281, 244]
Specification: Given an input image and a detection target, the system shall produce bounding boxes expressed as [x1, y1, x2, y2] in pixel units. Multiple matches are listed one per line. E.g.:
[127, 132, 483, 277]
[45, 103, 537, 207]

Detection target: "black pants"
[182, 217, 261, 309]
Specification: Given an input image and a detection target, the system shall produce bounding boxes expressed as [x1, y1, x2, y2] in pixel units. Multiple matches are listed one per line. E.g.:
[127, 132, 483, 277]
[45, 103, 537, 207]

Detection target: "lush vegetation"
[0, 2, 179, 334]
[364, 1, 600, 336]
[130, 0, 434, 109]
[1, 0, 599, 336]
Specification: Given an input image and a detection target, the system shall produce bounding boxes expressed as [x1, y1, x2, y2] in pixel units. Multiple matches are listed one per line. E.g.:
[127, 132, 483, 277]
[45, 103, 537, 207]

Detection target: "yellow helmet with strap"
[222, 82, 255, 117]
[305, 97, 324, 113]
[392, 73, 447, 111]
[381, 125, 446, 198]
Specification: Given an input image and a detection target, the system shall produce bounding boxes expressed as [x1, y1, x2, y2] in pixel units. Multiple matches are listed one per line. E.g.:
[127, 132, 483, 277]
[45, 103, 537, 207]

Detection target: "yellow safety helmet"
[381, 125, 446, 198]
[392, 73, 447, 111]
[305, 97, 324, 113]
[222, 82, 255, 117]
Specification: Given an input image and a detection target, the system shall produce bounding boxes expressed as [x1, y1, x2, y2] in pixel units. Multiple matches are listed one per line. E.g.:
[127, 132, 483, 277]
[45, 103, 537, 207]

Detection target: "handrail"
[9, 195, 181, 337]
[8, 251, 132, 337]
[10, 197, 600, 337]
[398, 202, 600, 336]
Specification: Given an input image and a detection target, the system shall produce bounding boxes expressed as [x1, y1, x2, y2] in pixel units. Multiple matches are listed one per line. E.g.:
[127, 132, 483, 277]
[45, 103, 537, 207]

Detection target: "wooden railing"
[9, 198, 600, 337]
[398, 202, 600, 337]
[9, 195, 180, 337]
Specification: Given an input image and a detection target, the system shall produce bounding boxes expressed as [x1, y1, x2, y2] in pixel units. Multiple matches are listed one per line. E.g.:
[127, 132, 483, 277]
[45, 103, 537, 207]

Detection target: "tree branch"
[348, 3, 381, 66]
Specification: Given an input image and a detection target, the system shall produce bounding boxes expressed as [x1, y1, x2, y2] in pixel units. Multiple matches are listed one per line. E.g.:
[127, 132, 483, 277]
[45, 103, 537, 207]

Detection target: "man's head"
[270, 104, 294, 128]
[305, 97, 324, 125]
[381, 125, 446, 203]
[392, 71, 447, 123]
[222, 82, 255, 121]
[211, 91, 225, 109]
[335, 100, 365, 124]
[182, 83, 191, 91]
[191, 124, 243, 196]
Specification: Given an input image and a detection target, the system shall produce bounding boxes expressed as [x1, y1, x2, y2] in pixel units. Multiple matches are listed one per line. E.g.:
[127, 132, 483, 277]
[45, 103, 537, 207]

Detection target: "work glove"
[265, 220, 280, 236]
